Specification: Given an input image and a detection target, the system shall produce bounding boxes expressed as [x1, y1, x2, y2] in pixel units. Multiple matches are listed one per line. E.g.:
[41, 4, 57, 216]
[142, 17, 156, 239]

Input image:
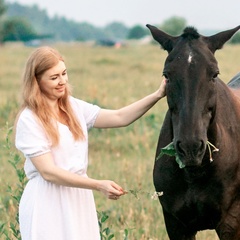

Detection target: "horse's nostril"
[176, 141, 185, 155]
[176, 140, 205, 157]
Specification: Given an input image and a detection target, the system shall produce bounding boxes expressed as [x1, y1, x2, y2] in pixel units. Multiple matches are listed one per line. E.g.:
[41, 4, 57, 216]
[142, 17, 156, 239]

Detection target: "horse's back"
[227, 72, 240, 98]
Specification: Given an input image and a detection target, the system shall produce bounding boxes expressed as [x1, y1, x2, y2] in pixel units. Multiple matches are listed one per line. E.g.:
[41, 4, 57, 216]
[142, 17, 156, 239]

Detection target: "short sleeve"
[15, 108, 51, 158]
[70, 97, 101, 130]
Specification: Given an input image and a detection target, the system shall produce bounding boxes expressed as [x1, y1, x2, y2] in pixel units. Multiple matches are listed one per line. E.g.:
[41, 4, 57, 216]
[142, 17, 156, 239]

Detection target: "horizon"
[6, 0, 240, 32]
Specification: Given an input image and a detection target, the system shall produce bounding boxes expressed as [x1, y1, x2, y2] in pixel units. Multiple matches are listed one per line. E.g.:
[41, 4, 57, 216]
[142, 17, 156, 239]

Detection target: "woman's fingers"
[98, 180, 128, 199]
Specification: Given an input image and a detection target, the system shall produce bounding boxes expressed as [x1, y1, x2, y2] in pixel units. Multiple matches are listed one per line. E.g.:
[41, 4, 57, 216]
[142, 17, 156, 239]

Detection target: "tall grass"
[1, 42, 239, 239]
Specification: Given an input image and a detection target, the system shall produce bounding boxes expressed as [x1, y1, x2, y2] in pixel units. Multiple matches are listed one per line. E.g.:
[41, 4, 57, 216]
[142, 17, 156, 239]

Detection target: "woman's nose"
[59, 76, 67, 85]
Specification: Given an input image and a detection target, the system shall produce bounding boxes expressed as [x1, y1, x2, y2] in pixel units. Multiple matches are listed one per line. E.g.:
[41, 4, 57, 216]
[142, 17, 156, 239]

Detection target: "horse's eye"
[212, 72, 219, 81]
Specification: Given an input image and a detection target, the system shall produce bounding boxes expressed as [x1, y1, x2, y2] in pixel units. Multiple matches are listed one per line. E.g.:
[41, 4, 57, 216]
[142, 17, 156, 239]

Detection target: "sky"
[6, 0, 240, 31]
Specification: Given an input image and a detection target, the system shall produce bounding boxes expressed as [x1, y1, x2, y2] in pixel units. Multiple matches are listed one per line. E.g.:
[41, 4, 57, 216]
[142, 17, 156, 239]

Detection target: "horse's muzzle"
[175, 139, 206, 167]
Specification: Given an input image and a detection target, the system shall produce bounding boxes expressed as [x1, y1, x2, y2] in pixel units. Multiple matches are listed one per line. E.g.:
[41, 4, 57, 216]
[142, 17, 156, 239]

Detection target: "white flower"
[151, 191, 163, 200]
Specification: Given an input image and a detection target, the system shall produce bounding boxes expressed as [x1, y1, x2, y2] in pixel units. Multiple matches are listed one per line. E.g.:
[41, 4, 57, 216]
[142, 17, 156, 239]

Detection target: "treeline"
[1, 1, 240, 44]
[2, 2, 149, 43]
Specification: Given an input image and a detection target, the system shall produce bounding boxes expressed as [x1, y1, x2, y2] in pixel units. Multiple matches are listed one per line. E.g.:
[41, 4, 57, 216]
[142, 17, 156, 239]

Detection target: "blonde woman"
[15, 46, 166, 240]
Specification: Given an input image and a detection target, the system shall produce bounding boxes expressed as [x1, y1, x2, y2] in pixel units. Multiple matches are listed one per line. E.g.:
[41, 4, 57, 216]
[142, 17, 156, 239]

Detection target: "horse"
[147, 24, 240, 240]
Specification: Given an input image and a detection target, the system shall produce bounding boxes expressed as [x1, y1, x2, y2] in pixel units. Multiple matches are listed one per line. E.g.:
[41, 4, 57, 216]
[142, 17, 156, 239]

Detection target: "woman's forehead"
[45, 61, 66, 75]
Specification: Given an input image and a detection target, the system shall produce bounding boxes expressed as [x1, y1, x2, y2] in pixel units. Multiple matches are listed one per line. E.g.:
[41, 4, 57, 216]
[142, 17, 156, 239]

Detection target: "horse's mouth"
[179, 152, 206, 168]
[180, 153, 213, 169]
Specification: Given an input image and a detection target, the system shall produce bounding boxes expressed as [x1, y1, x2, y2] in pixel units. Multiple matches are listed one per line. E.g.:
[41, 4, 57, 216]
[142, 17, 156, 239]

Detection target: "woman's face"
[38, 60, 68, 101]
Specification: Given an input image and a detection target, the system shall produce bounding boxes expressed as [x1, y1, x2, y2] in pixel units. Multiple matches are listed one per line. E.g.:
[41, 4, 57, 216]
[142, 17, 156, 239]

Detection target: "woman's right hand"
[97, 180, 126, 200]
[157, 78, 167, 99]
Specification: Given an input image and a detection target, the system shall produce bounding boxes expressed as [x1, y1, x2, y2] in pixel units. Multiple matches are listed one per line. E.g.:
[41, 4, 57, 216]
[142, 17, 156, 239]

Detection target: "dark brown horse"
[147, 24, 240, 239]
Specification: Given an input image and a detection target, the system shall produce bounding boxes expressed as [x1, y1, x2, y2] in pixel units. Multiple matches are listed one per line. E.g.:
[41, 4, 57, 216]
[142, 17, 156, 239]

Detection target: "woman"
[15, 46, 166, 240]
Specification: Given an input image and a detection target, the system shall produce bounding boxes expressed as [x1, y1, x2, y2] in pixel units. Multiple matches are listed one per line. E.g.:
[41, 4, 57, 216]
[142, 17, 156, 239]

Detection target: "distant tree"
[127, 25, 148, 39]
[2, 16, 38, 42]
[0, 0, 7, 42]
[0, 0, 6, 16]
[160, 16, 187, 36]
[230, 32, 240, 45]
[104, 22, 128, 40]
[5, 2, 130, 42]
[7, 3, 51, 34]
[75, 22, 106, 41]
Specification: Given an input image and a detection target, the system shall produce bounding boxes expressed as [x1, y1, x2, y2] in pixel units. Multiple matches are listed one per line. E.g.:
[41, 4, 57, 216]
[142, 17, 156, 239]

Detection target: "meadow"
[0, 41, 240, 239]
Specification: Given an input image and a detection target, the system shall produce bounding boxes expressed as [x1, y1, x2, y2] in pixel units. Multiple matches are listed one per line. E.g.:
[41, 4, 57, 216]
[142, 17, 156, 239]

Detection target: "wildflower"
[151, 191, 163, 200]
[207, 140, 219, 162]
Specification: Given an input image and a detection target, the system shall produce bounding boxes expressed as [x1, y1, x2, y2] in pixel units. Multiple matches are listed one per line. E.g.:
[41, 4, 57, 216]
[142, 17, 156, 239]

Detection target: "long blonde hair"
[20, 46, 84, 145]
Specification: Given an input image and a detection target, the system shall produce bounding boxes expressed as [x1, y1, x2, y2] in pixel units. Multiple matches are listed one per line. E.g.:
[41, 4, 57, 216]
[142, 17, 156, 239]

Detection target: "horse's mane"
[181, 27, 200, 40]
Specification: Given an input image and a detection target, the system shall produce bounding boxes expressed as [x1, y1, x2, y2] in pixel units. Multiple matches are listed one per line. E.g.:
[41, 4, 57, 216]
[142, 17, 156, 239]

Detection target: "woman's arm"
[94, 79, 166, 128]
[30, 153, 125, 200]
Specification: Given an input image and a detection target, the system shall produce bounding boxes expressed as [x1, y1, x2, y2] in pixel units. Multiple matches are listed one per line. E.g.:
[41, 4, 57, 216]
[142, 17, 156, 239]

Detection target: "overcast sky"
[6, 0, 240, 31]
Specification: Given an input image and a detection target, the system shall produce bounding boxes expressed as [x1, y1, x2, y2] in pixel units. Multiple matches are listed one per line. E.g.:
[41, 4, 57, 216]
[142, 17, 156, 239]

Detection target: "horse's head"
[147, 24, 240, 167]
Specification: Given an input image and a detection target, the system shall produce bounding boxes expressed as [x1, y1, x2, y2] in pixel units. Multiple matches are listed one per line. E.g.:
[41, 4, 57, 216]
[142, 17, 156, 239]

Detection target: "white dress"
[15, 97, 101, 240]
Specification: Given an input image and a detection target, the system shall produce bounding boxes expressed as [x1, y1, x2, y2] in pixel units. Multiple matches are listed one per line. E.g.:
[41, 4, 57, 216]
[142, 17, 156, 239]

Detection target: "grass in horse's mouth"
[157, 141, 219, 169]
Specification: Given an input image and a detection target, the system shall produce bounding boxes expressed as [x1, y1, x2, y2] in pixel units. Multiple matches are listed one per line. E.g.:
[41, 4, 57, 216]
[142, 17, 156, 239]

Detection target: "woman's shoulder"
[69, 96, 88, 106]
[69, 96, 100, 111]
[18, 107, 35, 121]
[69, 96, 100, 128]
[16, 107, 40, 127]
[19, 107, 33, 116]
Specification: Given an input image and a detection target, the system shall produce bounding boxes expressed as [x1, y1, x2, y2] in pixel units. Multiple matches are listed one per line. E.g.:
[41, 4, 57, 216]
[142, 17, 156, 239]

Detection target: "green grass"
[1, 42, 240, 239]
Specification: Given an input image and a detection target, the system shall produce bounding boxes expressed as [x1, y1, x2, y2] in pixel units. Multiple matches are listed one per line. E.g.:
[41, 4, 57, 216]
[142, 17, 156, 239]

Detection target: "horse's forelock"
[182, 27, 200, 40]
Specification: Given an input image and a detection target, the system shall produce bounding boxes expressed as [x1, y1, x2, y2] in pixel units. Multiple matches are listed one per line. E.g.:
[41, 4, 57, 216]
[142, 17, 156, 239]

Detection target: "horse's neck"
[218, 80, 240, 108]
[226, 72, 240, 101]
[213, 81, 240, 139]
[229, 88, 240, 100]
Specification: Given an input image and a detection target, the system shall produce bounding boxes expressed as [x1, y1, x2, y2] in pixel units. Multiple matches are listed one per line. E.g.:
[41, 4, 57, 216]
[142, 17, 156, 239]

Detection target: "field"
[0, 42, 240, 239]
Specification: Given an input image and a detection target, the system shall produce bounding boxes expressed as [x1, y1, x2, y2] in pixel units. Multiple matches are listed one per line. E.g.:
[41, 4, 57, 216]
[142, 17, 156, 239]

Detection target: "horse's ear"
[205, 25, 240, 53]
[146, 24, 177, 53]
